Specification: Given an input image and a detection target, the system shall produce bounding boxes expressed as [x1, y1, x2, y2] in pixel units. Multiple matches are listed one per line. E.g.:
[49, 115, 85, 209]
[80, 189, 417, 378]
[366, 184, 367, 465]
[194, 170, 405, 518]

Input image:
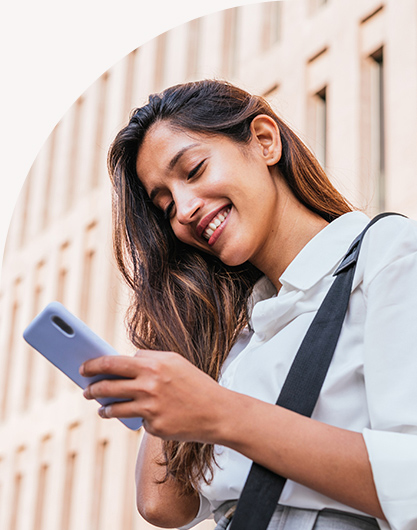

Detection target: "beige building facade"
[1, 1, 416, 529]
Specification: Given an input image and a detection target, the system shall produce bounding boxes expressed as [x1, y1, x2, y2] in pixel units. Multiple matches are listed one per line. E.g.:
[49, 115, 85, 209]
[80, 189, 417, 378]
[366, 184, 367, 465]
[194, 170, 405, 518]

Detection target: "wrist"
[207, 386, 261, 449]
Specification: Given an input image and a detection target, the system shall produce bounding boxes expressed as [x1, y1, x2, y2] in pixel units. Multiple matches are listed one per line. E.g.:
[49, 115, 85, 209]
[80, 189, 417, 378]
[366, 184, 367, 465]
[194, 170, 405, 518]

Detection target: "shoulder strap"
[229, 212, 404, 530]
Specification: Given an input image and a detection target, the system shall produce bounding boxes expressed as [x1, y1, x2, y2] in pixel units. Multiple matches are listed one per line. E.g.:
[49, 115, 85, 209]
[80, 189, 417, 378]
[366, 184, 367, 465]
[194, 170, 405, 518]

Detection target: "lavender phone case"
[23, 301, 142, 430]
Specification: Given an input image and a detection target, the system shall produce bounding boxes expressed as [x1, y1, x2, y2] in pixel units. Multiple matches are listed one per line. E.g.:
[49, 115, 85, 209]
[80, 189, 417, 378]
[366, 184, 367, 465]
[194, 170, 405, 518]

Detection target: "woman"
[80, 80, 417, 530]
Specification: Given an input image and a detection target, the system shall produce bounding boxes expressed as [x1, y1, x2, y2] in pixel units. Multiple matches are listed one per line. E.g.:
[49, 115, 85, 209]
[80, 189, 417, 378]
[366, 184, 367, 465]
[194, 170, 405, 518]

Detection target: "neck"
[250, 185, 329, 291]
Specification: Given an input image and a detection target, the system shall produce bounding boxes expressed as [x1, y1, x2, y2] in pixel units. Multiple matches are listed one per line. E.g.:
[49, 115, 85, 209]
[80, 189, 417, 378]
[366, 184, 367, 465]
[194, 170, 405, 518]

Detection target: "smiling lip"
[197, 204, 231, 238]
[207, 209, 230, 246]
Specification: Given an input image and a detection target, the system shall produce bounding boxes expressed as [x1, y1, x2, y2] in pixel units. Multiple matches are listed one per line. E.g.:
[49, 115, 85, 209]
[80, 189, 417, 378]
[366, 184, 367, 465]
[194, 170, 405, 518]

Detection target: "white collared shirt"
[181, 212, 417, 530]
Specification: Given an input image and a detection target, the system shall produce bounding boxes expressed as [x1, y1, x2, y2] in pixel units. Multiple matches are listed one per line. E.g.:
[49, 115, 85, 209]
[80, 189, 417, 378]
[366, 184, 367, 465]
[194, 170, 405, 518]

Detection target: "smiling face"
[136, 116, 287, 270]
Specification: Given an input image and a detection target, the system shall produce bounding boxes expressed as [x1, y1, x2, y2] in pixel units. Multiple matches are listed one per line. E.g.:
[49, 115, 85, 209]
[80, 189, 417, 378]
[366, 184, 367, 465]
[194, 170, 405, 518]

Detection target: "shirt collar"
[247, 275, 277, 315]
[279, 211, 370, 291]
[249, 211, 370, 305]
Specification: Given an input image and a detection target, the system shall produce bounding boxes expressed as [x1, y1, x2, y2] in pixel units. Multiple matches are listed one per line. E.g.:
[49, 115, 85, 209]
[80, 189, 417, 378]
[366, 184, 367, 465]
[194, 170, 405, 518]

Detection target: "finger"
[83, 377, 141, 400]
[97, 399, 144, 419]
[80, 355, 139, 379]
[134, 349, 155, 358]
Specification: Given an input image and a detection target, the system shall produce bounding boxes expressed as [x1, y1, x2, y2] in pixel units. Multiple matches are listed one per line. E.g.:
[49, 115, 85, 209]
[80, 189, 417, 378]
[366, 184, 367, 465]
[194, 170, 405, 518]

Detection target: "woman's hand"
[80, 351, 385, 520]
[80, 350, 228, 442]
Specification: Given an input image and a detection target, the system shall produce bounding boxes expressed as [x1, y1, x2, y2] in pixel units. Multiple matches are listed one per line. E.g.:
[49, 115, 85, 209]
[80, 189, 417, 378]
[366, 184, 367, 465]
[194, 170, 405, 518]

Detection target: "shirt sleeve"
[362, 220, 417, 530]
[177, 492, 213, 530]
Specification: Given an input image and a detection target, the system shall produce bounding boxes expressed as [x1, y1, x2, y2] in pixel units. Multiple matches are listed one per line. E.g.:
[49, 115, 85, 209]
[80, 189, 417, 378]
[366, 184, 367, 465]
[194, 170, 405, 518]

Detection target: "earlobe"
[250, 115, 282, 166]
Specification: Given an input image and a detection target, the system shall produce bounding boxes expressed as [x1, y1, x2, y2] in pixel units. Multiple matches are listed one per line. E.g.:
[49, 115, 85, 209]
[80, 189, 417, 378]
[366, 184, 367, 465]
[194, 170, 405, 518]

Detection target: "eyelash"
[163, 201, 174, 221]
[187, 160, 205, 180]
[163, 160, 206, 220]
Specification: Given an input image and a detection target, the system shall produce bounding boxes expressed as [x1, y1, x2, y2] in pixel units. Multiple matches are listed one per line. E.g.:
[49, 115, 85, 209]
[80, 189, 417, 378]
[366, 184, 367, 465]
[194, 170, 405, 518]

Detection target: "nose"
[175, 193, 204, 225]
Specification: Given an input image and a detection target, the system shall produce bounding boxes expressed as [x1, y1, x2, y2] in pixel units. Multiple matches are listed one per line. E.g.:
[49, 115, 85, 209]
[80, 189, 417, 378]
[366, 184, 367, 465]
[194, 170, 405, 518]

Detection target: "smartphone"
[23, 301, 142, 431]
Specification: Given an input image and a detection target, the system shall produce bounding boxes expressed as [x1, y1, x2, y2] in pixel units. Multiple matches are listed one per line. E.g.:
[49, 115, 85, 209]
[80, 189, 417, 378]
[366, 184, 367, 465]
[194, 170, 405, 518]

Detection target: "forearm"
[214, 389, 385, 520]
[136, 432, 200, 528]
[81, 352, 385, 521]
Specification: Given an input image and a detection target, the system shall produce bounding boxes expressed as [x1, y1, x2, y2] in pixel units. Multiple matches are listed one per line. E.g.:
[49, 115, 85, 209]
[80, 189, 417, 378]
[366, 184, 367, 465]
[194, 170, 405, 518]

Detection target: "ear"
[250, 115, 282, 166]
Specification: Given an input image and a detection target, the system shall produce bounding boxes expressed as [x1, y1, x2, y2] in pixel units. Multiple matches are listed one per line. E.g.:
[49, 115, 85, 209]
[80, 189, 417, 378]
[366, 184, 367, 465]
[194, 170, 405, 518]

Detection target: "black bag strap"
[229, 212, 404, 530]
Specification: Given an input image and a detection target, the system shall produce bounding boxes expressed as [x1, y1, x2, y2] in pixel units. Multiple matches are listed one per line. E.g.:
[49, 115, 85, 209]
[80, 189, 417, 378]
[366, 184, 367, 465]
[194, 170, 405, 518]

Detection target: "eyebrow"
[149, 143, 200, 202]
[167, 143, 200, 171]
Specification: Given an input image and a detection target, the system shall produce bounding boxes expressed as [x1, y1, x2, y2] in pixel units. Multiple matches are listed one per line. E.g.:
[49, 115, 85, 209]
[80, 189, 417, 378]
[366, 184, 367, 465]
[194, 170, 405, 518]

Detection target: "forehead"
[142, 120, 200, 154]
[136, 122, 202, 182]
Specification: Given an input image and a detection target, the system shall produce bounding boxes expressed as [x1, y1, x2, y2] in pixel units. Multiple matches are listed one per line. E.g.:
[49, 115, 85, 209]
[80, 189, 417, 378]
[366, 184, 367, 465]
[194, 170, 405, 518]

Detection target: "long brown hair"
[108, 79, 352, 494]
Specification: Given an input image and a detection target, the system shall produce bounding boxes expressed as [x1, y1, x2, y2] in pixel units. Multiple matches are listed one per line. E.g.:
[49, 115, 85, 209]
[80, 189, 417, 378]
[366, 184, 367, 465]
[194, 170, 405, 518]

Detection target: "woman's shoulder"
[362, 213, 417, 253]
[357, 212, 417, 285]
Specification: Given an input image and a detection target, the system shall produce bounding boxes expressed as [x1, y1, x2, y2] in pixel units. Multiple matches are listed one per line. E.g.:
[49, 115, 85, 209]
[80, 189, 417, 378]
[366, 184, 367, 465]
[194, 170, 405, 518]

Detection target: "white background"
[0, 0, 266, 266]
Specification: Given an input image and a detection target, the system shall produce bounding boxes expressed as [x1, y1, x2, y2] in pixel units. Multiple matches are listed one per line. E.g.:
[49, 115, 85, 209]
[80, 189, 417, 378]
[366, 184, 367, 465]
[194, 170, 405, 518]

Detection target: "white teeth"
[203, 207, 231, 241]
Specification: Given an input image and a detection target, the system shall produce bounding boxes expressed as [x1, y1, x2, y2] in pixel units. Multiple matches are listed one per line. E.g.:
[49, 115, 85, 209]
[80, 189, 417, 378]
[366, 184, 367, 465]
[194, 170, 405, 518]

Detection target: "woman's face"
[136, 118, 285, 269]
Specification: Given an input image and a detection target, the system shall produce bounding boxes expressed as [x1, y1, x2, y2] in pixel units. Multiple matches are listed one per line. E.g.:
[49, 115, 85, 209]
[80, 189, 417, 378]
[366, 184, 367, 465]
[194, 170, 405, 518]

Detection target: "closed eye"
[163, 201, 175, 221]
[187, 160, 206, 180]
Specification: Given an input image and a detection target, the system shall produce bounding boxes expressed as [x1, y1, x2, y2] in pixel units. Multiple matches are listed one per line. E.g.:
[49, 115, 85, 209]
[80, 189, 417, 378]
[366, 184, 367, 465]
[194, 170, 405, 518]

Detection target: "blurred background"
[1, 0, 416, 528]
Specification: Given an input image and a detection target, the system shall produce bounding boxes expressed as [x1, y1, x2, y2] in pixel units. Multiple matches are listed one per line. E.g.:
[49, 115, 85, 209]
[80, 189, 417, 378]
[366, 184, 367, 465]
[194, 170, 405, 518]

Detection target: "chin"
[217, 251, 248, 267]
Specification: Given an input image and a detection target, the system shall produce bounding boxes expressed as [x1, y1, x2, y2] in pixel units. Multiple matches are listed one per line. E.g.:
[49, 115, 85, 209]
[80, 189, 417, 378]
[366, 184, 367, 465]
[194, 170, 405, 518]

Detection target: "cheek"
[171, 223, 195, 245]
[171, 223, 212, 254]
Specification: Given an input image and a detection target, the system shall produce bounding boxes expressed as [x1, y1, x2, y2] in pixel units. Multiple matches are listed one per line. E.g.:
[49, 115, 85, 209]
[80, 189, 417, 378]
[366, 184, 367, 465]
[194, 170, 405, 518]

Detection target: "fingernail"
[79, 364, 84, 376]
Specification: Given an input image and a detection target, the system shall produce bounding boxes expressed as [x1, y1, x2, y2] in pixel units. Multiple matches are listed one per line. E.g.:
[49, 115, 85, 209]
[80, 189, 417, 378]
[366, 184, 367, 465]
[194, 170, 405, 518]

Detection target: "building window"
[80, 222, 97, 325]
[23, 263, 45, 410]
[10, 474, 23, 530]
[19, 170, 32, 247]
[121, 430, 142, 529]
[186, 18, 201, 78]
[369, 48, 385, 211]
[57, 242, 70, 305]
[123, 49, 139, 119]
[361, 45, 385, 212]
[66, 97, 84, 210]
[309, 87, 327, 169]
[314, 87, 327, 168]
[80, 250, 95, 323]
[103, 267, 120, 345]
[306, 43, 329, 169]
[262, 2, 282, 50]
[222, 7, 240, 78]
[91, 73, 109, 188]
[33, 463, 49, 530]
[33, 436, 52, 530]
[1, 279, 21, 419]
[42, 124, 59, 228]
[91, 440, 109, 530]
[154, 32, 168, 91]
[56, 267, 68, 305]
[61, 453, 77, 530]
[61, 425, 79, 530]
[10, 447, 26, 530]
